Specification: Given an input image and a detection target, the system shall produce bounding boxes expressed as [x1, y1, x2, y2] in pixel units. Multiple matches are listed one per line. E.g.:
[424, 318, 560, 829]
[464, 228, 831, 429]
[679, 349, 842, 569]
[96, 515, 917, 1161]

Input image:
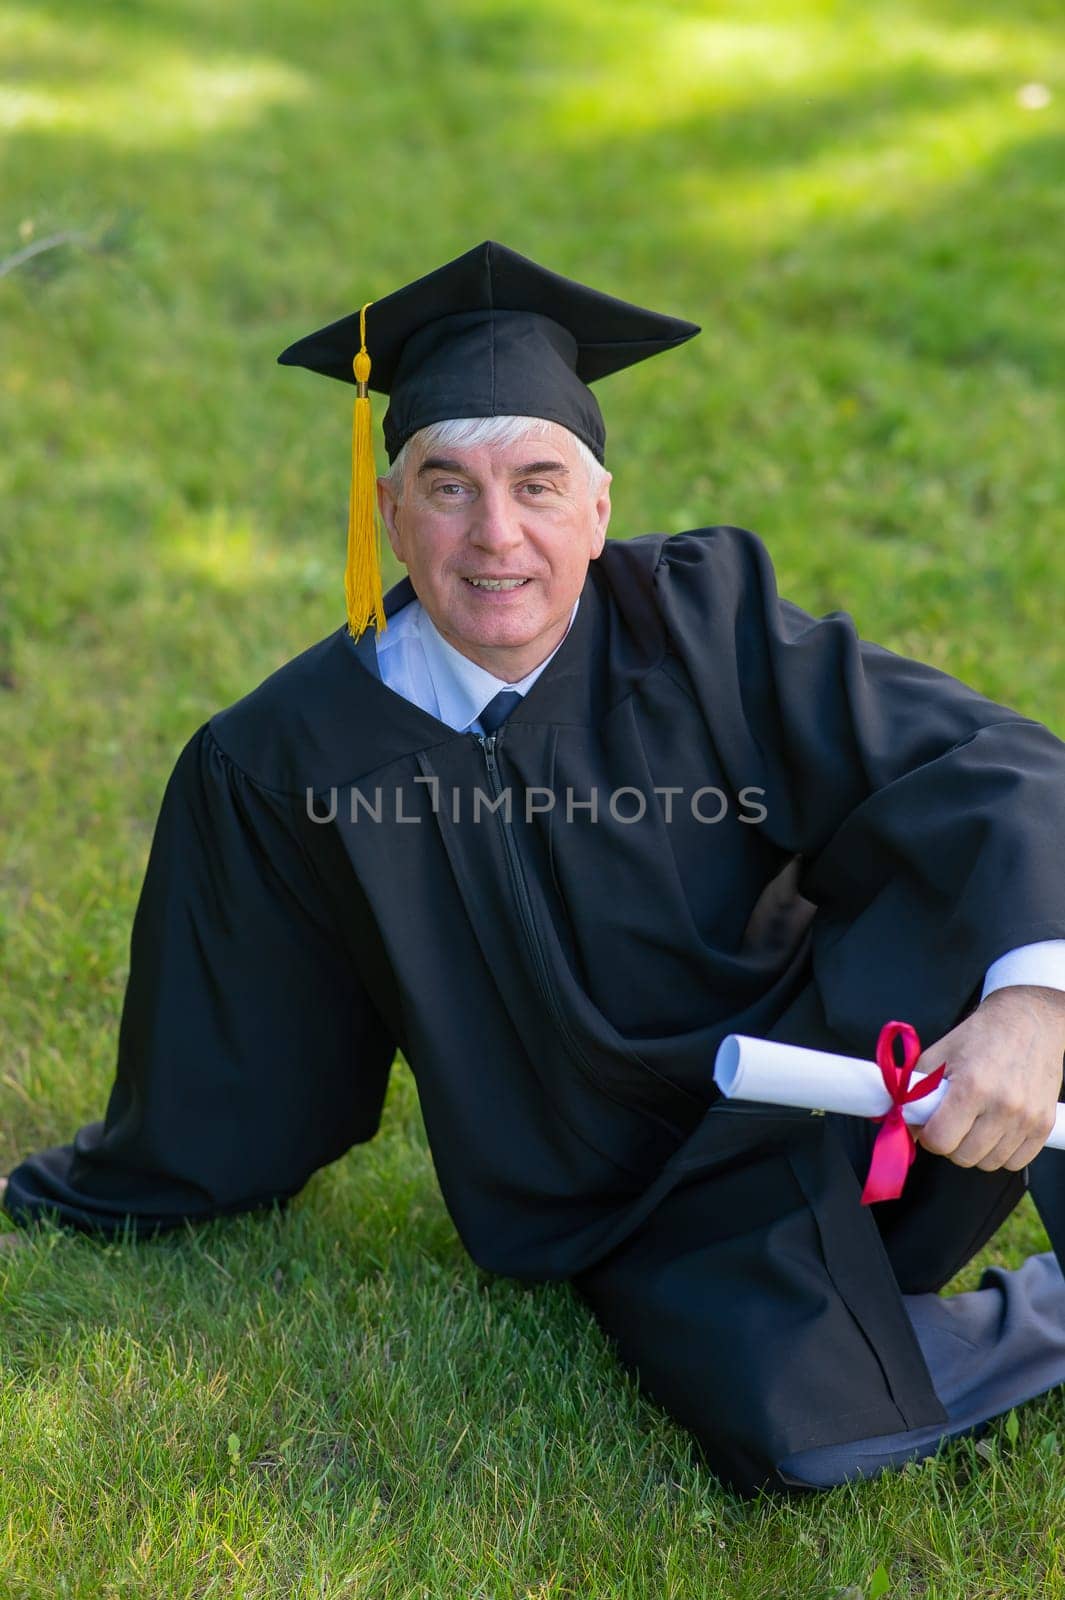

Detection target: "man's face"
[377, 422, 612, 682]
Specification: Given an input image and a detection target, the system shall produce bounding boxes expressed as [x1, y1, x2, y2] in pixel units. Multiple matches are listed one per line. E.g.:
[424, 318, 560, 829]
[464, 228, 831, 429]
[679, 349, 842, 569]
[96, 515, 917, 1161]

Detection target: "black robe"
[7, 526, 1065, 1494]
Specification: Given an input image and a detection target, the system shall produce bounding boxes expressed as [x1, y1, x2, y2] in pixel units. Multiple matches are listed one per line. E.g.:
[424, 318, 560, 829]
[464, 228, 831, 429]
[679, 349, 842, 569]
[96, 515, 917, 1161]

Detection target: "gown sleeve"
[3, 722, 394, 1236]
[654, 526, 1065, 1052]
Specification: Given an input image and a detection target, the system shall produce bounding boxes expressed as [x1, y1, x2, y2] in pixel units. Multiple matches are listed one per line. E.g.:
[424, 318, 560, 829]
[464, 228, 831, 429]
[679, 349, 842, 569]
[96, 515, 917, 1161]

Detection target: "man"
[5, 242, 1065, 1496]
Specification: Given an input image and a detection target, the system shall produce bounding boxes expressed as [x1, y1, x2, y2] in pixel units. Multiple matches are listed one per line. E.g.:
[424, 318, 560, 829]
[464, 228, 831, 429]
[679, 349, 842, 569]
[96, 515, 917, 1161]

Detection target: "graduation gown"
[8, 525, 1065, 1495]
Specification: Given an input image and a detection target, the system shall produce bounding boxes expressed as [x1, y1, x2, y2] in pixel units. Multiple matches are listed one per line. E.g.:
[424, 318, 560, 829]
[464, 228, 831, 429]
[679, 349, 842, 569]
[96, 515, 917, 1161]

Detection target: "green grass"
[1, 0, 1064, 1593]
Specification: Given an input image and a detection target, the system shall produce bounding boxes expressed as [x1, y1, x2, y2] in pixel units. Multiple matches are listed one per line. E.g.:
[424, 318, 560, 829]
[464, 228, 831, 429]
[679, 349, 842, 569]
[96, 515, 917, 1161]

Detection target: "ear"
[590, 472, 612, 560]
[377, 476, 405, 562]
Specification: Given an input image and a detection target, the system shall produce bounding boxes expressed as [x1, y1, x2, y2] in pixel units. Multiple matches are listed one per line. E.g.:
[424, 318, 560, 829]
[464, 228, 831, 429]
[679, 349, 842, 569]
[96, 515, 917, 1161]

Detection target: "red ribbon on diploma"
[860, 1020, 947, 1205]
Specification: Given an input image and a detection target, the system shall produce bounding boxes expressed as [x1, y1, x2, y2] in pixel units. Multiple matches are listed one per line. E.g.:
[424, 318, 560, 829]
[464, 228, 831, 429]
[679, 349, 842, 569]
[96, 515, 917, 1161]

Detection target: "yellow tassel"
[345, 301, 386, 639]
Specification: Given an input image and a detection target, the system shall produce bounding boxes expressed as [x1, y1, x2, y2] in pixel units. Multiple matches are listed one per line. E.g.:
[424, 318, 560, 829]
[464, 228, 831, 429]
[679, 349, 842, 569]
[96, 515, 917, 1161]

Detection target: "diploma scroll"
[714, 1034, 1065, 1151]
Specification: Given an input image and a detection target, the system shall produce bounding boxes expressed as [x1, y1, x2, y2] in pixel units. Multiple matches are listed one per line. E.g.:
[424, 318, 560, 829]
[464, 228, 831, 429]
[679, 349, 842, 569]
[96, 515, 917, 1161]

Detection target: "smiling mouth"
[464, 577, 531, 591]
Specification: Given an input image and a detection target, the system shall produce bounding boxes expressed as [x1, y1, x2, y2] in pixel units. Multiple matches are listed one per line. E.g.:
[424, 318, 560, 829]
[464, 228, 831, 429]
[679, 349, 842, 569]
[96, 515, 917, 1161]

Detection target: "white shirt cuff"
[981, 941, 1065, 1000]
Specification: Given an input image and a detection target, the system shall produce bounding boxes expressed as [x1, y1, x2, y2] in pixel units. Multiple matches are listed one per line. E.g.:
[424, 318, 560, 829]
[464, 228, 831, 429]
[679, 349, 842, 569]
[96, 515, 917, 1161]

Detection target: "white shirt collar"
[416, 599, 580, 732]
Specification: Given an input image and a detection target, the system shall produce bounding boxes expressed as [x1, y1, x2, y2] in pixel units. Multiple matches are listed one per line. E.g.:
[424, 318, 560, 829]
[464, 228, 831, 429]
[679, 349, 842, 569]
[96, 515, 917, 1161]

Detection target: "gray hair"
[383, 414, 608, 495]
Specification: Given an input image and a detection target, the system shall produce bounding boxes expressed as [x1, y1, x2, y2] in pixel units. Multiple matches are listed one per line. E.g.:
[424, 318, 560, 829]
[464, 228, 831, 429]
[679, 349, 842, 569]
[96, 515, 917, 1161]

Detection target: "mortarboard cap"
[277, 240, 700, 638]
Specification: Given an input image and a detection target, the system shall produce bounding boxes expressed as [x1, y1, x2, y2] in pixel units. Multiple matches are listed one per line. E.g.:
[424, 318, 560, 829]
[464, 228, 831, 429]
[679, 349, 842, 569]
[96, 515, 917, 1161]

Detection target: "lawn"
[1, 0, 1063, 1594]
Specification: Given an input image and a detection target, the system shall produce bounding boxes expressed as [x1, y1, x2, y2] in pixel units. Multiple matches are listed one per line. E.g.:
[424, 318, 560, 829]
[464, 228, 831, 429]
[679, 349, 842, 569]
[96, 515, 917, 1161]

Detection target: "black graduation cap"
[276, 240, 700, 639]
[277, 239, 700, 466]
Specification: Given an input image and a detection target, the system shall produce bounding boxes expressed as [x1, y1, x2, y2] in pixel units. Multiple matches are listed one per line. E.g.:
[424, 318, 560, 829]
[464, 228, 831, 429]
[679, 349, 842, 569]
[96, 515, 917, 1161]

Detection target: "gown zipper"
[476, 730, 689, 1142]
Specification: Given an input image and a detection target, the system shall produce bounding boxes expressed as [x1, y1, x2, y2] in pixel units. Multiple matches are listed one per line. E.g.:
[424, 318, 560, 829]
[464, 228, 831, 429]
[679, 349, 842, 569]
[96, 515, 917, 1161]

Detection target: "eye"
[521, 481, 550, 496]
[433, 481, 467, 496]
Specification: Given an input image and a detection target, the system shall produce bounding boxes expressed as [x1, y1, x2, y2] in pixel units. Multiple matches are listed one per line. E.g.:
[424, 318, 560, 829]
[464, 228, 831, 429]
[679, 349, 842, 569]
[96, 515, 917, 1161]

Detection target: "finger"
[918, 1076, 1047, 1164]
[956, 1105, 1054, 1170]
[979, 1115, 1059, 1173]
[928, 1111, 1007, 1169]
[913, 1046, 951, 1082]
[976, 1135, 1031, 1173]
[1003, 1132, 1057, 1172]
[916, 1095, 980, 1159]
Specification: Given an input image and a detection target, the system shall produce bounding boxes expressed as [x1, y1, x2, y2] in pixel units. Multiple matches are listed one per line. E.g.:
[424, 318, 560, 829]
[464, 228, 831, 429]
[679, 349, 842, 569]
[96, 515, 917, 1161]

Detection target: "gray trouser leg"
[777, 1249, 1065, 1487]
[778, 1108, 1065, 1488]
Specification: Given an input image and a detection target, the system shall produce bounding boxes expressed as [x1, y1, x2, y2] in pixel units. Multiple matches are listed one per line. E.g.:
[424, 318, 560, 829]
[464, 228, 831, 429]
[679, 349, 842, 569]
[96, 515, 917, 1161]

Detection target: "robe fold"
[7, 525, 1065, 1494]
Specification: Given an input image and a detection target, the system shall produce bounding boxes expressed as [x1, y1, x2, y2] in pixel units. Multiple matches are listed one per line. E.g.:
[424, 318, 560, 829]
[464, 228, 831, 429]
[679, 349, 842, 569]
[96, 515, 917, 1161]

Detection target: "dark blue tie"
[478, 689, 522, 735]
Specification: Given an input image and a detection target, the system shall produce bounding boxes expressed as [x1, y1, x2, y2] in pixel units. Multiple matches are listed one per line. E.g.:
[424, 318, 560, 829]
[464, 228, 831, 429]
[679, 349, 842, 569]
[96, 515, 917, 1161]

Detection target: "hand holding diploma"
[714, 995, 1065, 1205]
[911, 985, 1065, 1175]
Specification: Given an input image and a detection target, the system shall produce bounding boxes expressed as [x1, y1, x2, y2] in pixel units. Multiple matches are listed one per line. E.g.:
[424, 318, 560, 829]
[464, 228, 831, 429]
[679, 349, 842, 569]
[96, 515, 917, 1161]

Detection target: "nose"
[468, 483, 524, 557]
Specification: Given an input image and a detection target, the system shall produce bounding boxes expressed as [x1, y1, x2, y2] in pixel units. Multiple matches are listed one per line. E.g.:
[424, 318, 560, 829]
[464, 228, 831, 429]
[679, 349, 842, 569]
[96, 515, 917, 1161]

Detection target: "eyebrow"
[416, 456, 570, 477]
